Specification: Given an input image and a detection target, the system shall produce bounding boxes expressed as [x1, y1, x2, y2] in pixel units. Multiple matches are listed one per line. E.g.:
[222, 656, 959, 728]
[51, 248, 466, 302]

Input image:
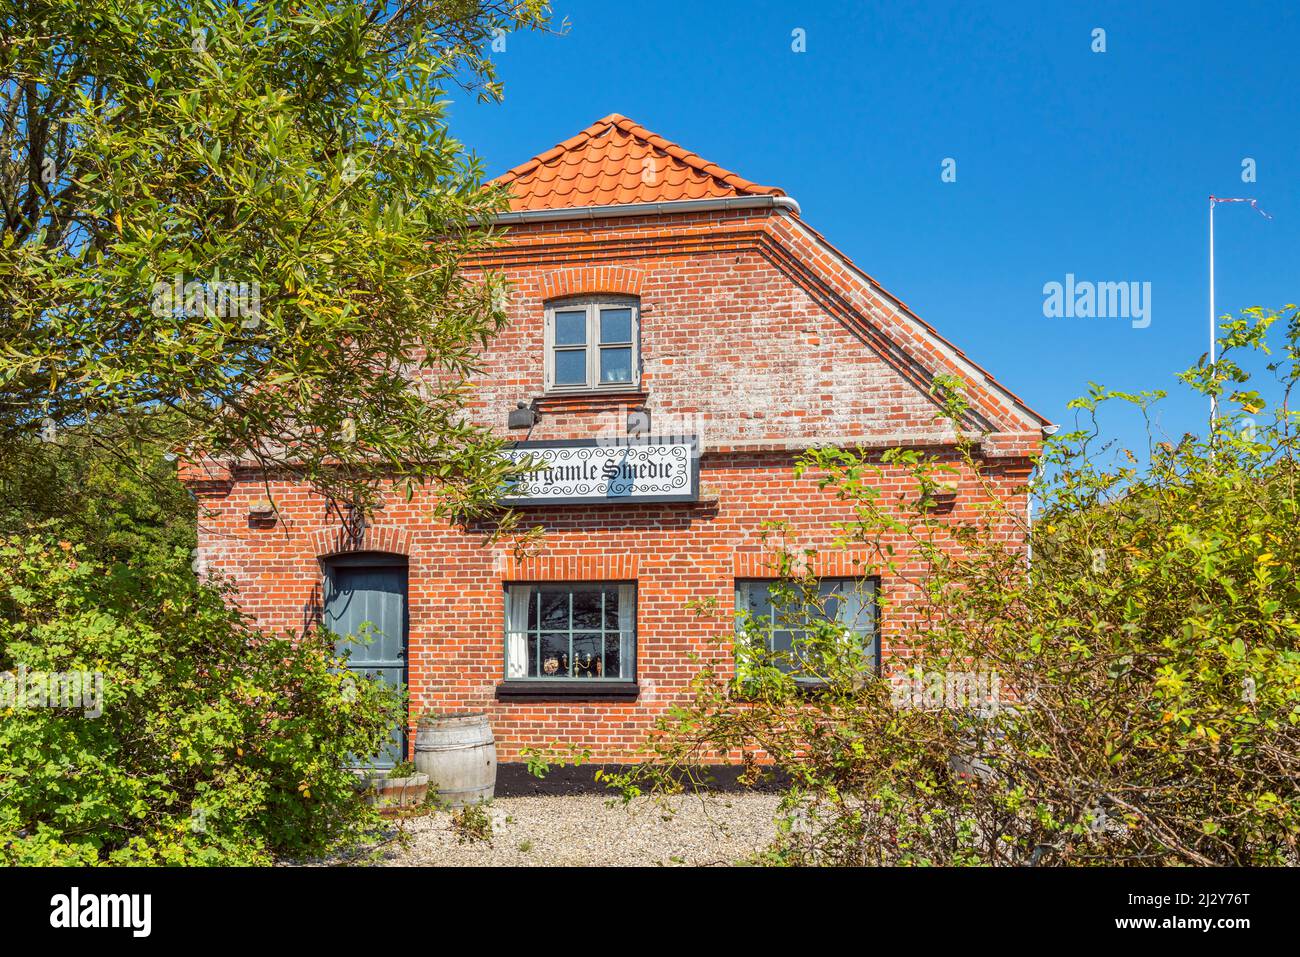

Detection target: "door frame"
[321, 551, 410, 768]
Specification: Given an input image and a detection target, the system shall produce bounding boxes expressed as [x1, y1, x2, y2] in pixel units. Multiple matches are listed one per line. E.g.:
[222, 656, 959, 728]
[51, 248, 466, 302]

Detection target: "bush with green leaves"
[449, 802, 493, 845]
[0, 414, 196, 568]
[0, 534, 402, 865]
[0, 0, 556, 867]
[602, 305, 1300, 866]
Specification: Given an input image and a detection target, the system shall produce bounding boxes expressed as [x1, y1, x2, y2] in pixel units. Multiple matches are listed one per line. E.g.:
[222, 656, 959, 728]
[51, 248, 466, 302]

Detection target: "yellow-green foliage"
[0, 535, 402, 864]
[608, 305, 1300, 866]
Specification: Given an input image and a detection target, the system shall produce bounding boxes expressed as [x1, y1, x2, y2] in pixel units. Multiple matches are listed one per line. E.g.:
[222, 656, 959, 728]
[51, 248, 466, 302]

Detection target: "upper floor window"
[545, 296, 640, 393]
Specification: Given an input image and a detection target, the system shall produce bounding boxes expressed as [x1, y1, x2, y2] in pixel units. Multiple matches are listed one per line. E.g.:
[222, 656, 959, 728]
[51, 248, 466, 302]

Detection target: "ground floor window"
[505, 583, 636, 680]
[734, 577, 878, 677]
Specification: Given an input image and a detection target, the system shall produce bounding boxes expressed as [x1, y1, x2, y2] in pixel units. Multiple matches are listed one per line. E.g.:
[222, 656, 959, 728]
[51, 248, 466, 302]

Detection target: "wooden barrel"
[414, 712, 496, 807]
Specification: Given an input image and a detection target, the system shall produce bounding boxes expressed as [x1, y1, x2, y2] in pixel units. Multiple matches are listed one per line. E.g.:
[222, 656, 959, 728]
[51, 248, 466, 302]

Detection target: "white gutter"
[481, 194, 801, 226]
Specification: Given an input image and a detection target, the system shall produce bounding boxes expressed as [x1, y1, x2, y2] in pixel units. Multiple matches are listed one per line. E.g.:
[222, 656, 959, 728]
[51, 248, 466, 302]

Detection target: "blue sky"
[448, 0, 1298, 455]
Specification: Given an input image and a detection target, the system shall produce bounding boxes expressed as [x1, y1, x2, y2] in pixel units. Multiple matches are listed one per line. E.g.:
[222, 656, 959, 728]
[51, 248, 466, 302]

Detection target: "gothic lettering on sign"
[503, 438, 699, 505]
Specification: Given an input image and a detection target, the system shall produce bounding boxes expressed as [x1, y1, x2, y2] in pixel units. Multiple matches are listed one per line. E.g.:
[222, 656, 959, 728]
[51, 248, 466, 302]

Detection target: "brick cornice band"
[732, 550, 878, 579]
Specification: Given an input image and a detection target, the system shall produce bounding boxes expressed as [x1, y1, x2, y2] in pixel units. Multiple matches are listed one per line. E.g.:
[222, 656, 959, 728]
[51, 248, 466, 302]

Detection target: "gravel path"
[350, 792, 783, 867]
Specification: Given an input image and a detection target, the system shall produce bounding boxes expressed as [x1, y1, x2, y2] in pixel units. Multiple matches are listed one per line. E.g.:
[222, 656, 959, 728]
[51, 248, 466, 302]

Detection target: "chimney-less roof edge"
[478, 195, 801, 226]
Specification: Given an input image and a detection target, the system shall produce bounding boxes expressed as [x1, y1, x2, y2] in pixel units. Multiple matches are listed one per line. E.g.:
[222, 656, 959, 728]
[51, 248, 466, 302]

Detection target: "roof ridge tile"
[489, 113, 784, 212]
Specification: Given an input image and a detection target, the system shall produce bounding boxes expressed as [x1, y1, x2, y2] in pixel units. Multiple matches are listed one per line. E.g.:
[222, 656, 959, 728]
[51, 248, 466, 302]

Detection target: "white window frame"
[543, 296, 641, 394]
[504, 582, 638, 682]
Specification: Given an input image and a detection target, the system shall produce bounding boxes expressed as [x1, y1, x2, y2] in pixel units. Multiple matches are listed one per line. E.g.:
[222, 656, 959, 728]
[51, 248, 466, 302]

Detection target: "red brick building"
[185, 115, 1048, 767]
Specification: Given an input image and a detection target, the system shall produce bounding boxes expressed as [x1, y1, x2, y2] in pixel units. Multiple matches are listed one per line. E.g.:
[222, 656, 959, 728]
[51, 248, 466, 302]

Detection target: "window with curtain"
[505, 583, 636, 680]
[734, 578, 878, 677]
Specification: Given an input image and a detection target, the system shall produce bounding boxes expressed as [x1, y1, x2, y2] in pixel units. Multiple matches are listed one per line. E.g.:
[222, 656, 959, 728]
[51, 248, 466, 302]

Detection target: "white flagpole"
[1207, 195, 1271, 433]
[1208, 195, 1216, 427]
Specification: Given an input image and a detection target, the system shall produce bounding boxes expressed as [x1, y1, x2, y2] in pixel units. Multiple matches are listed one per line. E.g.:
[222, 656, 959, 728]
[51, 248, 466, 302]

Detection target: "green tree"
[1, 0, 548, 513]
[0, 412, 195, 567]
[0, 0, 554, 865]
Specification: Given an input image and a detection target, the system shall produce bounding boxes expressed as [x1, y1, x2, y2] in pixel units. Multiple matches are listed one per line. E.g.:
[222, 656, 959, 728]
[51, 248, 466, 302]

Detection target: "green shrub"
[0, 420, 195, 570]
[449, 803, 493, 845]
[0, 535, 402, 865]
[605, 305, 1300, 866]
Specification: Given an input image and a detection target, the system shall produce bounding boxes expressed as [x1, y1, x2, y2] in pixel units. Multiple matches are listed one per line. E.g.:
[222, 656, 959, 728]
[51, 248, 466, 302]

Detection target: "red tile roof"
[490, 113, 785, 211]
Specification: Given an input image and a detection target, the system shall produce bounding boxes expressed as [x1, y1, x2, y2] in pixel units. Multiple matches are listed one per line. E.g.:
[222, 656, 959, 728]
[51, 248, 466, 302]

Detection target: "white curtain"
[507, 585, 532, 678]
[617, 584, 636, 680]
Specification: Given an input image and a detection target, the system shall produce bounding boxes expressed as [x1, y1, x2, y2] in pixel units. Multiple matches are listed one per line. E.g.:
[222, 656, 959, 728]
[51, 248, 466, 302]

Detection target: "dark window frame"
[734, 576, 881, 679]
[502, 581, 638, 683]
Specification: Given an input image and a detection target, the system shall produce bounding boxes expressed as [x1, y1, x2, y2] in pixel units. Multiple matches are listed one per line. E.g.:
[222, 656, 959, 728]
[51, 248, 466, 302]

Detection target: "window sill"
[496, 681, 640, 701]
[730, 677, 856, 699]
[538, 388, 647, 403]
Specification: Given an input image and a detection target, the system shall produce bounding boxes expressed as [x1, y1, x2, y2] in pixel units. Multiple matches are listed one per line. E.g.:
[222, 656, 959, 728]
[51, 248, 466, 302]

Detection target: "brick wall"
[193, 450, 1030, 762]
[187, 205, 1041, 762]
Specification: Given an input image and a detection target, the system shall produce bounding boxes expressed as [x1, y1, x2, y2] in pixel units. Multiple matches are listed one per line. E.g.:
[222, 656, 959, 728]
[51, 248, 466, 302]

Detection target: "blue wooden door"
[323, 559, 408, 768]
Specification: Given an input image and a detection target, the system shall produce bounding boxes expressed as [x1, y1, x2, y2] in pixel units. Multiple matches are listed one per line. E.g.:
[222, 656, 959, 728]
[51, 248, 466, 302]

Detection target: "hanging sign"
[502, 437, 699, 506]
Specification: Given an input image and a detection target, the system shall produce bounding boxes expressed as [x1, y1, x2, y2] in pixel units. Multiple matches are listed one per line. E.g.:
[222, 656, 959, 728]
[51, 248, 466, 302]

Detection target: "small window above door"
[544, 296, 640, 393]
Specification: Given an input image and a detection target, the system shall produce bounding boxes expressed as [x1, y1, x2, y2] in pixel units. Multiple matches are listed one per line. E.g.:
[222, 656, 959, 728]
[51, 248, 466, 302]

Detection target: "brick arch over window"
[539, 266, 645, 300]
[313, 524, 411, 560]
